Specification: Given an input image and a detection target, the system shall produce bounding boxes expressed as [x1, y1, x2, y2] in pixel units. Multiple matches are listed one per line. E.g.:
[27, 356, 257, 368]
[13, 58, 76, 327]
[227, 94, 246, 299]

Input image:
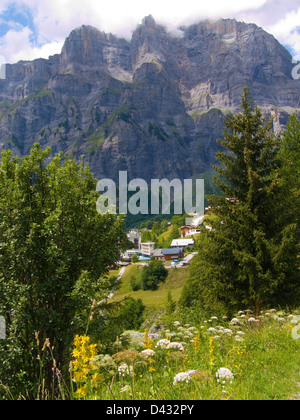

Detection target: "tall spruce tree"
[181, 88, 299, 315]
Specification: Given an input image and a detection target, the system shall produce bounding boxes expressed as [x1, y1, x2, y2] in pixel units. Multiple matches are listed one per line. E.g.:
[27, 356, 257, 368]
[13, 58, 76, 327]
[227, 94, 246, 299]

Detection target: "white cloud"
[0, 26, 62, 63]
[2, 0, 300, 63]
[267, 7, 300, 56]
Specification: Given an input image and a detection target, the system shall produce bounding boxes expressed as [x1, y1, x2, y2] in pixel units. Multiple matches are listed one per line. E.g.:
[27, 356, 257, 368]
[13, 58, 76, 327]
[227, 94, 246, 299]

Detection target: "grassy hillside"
[110, 265, 190, 318]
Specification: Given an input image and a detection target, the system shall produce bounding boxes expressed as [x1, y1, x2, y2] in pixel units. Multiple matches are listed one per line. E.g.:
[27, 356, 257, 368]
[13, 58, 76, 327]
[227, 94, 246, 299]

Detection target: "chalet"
[152, 249, 164, 260]
[171, 238, 194, 249]
[162, 248, 184, 261]
[152, 248, 184, 262]
[180, 226, 201, 238]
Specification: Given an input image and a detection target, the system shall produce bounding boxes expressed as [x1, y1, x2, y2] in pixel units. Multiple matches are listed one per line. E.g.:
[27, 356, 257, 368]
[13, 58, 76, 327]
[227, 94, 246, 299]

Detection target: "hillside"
[0, 17, 299, 183]
[110, 265, 190, 321]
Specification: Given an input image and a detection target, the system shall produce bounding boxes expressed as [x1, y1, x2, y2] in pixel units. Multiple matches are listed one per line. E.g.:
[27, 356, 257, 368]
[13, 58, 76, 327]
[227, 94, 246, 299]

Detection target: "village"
[122, 210, 212, 268]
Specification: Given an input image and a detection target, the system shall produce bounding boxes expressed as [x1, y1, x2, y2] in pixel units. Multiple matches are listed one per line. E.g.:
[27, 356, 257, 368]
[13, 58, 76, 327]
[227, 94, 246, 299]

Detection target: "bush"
[131, 254, 139, 263]
[130, 275, 142, 291]
[141, 260, 168, 291]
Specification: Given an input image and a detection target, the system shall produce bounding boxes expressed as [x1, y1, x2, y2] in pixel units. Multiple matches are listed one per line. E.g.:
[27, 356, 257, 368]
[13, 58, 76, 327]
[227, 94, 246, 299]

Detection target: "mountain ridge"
[0, 17, 299, 182]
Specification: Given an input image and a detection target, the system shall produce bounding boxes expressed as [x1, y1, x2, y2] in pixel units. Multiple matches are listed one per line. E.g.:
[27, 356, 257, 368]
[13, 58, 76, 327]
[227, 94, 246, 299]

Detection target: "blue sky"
[0, 0, 300, 65]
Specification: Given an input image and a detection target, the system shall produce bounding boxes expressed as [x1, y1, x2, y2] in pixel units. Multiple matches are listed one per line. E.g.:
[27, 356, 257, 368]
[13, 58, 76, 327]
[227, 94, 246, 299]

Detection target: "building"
[162, 248, 184, 261]
[152, 249, 164, 260]
[180, 226, 201, 238]
[127, 229, 142, 250]
[152, 248, 184, 262]
[171, 238, 194, 249]
[141, 242, 156, 256]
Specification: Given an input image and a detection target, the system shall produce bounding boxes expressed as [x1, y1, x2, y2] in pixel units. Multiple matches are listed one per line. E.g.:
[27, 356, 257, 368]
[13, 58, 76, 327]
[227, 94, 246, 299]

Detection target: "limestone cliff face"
[0, 17, 299, 182]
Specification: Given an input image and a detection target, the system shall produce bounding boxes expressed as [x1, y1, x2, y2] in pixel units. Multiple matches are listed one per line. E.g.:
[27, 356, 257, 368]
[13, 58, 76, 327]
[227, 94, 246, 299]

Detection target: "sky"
[0, 0, 300, 67]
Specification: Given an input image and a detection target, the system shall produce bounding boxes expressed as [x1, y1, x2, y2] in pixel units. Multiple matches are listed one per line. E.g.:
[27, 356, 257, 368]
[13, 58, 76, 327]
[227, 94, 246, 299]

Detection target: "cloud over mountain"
[0, 0, 299, 65]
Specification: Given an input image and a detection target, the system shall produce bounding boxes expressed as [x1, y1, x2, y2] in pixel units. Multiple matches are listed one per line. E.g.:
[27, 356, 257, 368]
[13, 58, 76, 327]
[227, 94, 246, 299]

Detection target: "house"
[127, 229, 142, 250]
[152, 249, 164, 260]
[141, 242, 156, 256]
[152, 248, 184, 262]
[162, 248, 184, 261]
[180, 226, 192, 238]
[171, 238, 194, 249]
[180, 226, 201, 238]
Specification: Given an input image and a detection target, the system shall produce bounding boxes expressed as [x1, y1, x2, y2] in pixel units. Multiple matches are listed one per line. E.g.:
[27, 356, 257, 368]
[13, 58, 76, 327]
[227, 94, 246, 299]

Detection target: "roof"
[171, 239, 194, 247]
[162, 248, 183, 255]
[152, 249, 163, 257]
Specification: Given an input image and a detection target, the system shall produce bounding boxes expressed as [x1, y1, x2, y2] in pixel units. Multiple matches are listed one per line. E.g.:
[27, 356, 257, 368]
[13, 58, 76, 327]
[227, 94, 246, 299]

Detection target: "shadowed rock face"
[0, 17, 299, 182]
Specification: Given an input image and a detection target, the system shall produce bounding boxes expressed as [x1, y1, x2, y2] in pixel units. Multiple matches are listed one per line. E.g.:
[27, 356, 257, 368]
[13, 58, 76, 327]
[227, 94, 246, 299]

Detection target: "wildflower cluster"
[68, 309, 299, 400]
[71, 335, 100, 399]
[173, 370, 196, 386]
[118, 363, 134, 377]
[216, 368, 234, 384]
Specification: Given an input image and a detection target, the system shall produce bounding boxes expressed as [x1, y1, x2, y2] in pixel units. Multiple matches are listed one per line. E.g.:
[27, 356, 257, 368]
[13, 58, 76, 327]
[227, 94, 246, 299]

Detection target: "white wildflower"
[230, 318, 240, 325]
[167, 342, 184, 351]
[118, 363, 133, 377]
[188, 327, 197, 332]
[277, 317, 286, 323]
[141, 349, 155, 358]
[173, 370, 196, 386]
[155, 339, 171, 349]
[234, 336, 244, 342]
[248, 317, 256, 323]
[173, 321, 181, 327]
[120, 385, 131, 393]
[216, 368, 234, 383]
[207, 327, 217, 333]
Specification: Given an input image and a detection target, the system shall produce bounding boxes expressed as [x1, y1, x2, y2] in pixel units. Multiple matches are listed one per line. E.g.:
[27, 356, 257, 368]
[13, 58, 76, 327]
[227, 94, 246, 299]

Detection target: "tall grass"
[2, 309, 299, 400]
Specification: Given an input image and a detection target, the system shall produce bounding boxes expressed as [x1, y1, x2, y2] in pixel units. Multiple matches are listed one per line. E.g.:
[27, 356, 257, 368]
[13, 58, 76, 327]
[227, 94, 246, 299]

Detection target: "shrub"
[141, 260, 168, 291]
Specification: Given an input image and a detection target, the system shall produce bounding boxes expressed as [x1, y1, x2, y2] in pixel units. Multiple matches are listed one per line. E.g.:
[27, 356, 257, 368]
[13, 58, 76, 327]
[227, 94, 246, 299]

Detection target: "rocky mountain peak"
[0, 17, 299, 184]
[142, 15, 157, 28]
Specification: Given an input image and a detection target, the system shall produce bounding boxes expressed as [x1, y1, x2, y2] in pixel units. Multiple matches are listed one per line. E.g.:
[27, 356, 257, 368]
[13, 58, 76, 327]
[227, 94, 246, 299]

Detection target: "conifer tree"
[181, 88, 299, 315]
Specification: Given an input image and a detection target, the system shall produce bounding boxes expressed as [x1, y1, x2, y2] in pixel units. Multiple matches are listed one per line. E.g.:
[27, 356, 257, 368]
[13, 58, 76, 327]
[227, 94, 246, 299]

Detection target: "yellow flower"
[194, 335, 200, 354]
[71, 335, 100, 399]
[76, 387, 88, 397]
[209, 337, 215, 371]
[144, 329, 154, 349]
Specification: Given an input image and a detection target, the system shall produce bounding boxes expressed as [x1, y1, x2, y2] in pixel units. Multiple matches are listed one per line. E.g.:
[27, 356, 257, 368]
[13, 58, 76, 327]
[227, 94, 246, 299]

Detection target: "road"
[176, 252, 198, 267]
[97, 267, 126, 306]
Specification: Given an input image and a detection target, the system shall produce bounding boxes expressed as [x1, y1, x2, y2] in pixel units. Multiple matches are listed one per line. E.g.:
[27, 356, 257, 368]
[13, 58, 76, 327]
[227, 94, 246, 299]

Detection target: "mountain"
[0, 16, 299, 183]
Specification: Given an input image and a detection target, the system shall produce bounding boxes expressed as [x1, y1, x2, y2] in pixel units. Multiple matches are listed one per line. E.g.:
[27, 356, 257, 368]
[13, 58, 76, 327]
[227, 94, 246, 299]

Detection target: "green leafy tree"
[141, 260, 168, 291]
[181, 88, 299, 315]
[0, 144, 126, 396]
[131, 253, 139, 264]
